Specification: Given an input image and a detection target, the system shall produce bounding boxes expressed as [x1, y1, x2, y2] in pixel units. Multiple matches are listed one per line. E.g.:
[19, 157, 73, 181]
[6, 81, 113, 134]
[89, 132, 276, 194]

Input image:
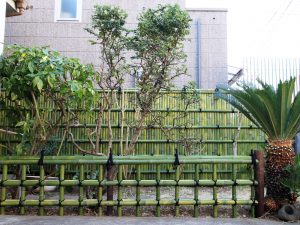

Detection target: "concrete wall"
[0, 0, 6, 55]
[4, 0, 227, 89]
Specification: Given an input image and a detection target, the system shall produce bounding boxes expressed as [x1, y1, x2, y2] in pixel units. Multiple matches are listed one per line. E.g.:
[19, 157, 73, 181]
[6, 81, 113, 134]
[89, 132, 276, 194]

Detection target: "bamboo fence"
[0, 90, 266, 179]
[0, 154, 263, 217]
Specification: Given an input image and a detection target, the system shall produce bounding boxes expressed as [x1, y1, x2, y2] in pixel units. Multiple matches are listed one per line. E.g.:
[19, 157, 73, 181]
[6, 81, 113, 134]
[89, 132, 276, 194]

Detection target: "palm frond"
[215, 77, 300, 140]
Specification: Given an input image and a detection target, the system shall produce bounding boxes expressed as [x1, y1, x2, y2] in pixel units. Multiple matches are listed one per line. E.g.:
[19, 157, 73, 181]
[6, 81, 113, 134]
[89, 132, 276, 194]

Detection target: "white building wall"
[4, 0, 228, 89]
[0, 0, 6, 55]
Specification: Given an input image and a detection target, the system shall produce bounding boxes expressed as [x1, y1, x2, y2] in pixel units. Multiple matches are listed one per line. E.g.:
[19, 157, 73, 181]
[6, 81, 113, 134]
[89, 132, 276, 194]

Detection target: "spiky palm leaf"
[216, 77, 300, 141]
[216, 77, 300, 201]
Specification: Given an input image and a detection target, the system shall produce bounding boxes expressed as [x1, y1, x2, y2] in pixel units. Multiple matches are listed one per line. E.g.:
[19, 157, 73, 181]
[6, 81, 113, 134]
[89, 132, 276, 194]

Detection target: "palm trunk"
[265, 140, 295, 202]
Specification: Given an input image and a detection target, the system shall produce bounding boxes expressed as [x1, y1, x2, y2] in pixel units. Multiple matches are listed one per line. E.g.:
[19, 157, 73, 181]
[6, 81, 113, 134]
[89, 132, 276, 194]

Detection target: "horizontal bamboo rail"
[0, 124, 261, 129]
[0, 139, 266, 144]
[0, 153, 263, 218]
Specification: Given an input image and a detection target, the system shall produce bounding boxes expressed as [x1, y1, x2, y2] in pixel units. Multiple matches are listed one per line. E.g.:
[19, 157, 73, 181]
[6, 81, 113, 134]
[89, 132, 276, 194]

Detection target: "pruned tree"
[85, 5, 129, 154]
[126, 4, 192, 154]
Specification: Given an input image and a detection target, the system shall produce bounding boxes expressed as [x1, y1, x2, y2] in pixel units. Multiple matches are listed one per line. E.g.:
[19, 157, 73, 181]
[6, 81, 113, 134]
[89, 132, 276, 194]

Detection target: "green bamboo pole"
[59, 165, 65, 216]
[34, 107, 239, 113]
[0, 178, 256, 188]
[156, 164, 161, 217]
[136, 165, 141, 217]
[212, 163, 218, 218]
[117, 165, 123, 217]
[232, 163, 237, 218]
[39, 166, 45, 216]
[0, 139, 266, 145]
[98, 165, 103, 216]
[0, 155, 255, 162]
[0, 164, 7, 215]
[0, 198, 256, 207]
[79, 164, 84, 215]
[0, 155, 254, 160]
[45, 124, 260, 129]
[194, 164, 199, 217]
[20, 165, 26, 215]
[175, 165, 180, 217]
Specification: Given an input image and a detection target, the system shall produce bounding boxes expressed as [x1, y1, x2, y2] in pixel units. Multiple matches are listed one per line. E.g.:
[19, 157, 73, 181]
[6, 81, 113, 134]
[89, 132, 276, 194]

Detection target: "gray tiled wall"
[4, 0, 227, 89]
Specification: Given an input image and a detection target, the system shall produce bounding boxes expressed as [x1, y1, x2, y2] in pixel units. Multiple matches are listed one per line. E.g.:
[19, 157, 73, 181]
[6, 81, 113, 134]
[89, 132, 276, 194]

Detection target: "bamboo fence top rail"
[0, 155, 256, 165]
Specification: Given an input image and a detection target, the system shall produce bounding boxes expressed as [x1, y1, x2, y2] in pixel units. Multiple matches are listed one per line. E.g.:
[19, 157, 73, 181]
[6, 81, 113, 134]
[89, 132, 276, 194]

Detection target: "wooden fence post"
[254, 150, 265, 217]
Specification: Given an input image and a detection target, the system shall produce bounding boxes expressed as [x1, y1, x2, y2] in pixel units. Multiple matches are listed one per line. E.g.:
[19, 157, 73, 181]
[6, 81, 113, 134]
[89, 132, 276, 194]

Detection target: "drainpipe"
[0, 0, 6, 55]
[196, 18, 201, 89]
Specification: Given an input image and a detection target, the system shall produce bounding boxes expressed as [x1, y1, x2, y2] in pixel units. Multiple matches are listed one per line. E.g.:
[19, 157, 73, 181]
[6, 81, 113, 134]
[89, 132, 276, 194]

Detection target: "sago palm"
[216, 77, 300, 201]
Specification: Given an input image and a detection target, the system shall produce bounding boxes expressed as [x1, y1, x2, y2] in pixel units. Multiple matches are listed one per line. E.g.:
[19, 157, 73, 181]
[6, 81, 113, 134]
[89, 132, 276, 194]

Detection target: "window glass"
[60, 0, 77, 19]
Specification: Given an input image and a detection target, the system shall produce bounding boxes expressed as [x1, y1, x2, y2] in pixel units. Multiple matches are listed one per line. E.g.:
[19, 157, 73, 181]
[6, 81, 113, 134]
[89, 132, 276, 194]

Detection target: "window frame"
[55, 0, 82, 22]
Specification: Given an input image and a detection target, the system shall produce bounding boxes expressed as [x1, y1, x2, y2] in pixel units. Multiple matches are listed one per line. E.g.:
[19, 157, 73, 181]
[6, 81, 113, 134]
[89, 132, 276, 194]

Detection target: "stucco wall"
[0, 0, 6, 55]
[4, 0, 227, 89]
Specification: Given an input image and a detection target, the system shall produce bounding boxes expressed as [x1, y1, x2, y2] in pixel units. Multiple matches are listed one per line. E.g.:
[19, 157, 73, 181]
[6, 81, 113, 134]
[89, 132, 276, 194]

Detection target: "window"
[55, 0, 82, 21]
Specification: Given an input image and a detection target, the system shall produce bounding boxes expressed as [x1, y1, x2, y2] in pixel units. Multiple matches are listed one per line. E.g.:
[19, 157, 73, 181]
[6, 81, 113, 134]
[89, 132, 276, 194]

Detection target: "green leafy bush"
[0, 45, 96, 156]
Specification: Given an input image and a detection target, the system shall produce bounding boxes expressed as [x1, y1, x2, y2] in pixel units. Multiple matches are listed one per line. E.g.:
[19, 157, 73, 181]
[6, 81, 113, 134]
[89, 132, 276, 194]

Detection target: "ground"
[0, 216, 294, 225]
[2, 186, 299, 222]
[5, 186, 252, 217]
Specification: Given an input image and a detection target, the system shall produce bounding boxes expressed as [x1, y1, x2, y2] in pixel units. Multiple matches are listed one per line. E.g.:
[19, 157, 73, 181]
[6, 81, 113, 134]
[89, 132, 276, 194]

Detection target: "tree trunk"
[265, 140, 295, 201]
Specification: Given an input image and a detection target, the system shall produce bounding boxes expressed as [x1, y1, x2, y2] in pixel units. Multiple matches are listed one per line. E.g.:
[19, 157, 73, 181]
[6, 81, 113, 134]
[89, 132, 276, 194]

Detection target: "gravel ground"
[3, 185, 299, 222]
[4, 186, 254, 218]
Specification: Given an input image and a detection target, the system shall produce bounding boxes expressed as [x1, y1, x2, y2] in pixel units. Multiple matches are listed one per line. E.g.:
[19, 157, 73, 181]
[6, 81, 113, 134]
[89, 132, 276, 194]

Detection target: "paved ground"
[0, 216, 294, 225]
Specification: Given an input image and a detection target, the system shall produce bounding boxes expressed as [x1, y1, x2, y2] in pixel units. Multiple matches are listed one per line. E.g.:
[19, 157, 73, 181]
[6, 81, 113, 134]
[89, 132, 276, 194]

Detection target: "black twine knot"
[174, 149, 180, 166]
[38, 149, 46, 166]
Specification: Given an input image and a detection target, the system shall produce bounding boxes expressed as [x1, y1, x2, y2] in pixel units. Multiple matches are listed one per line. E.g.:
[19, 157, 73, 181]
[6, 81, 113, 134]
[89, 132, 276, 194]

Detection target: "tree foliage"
[0, 45, 95, 155]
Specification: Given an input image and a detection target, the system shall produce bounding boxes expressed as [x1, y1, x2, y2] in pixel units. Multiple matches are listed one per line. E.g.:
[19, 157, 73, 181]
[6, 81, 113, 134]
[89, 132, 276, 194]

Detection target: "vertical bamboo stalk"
[212, 163, 218, 218]
[106, 164, 114, 215]
[79, 164, 84, 215]
[98, 164, 103, 216]
[136, 165, 141, 216]
[119, 90, 125, 155]
[232, 163, 237, 218]
[254, 151, 264, 218]
[0, 164, 7, 215]
[59, 165, 65, 216]
[39, 166, 45, 216]
[175, 165, 180, 217]
[194, 164, 199, 217]
[117, 165, 122, 216]
[156, 164, 161, 217]
[20, 165, 26, 215]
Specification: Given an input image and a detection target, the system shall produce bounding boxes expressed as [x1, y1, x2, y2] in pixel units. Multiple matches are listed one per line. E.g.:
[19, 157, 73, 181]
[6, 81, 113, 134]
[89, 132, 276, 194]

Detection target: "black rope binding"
[251, 149, 256, 166]
[174, 149, 180, 166]
[106, 148, 114, 169]
[38, 149, 45, 166]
